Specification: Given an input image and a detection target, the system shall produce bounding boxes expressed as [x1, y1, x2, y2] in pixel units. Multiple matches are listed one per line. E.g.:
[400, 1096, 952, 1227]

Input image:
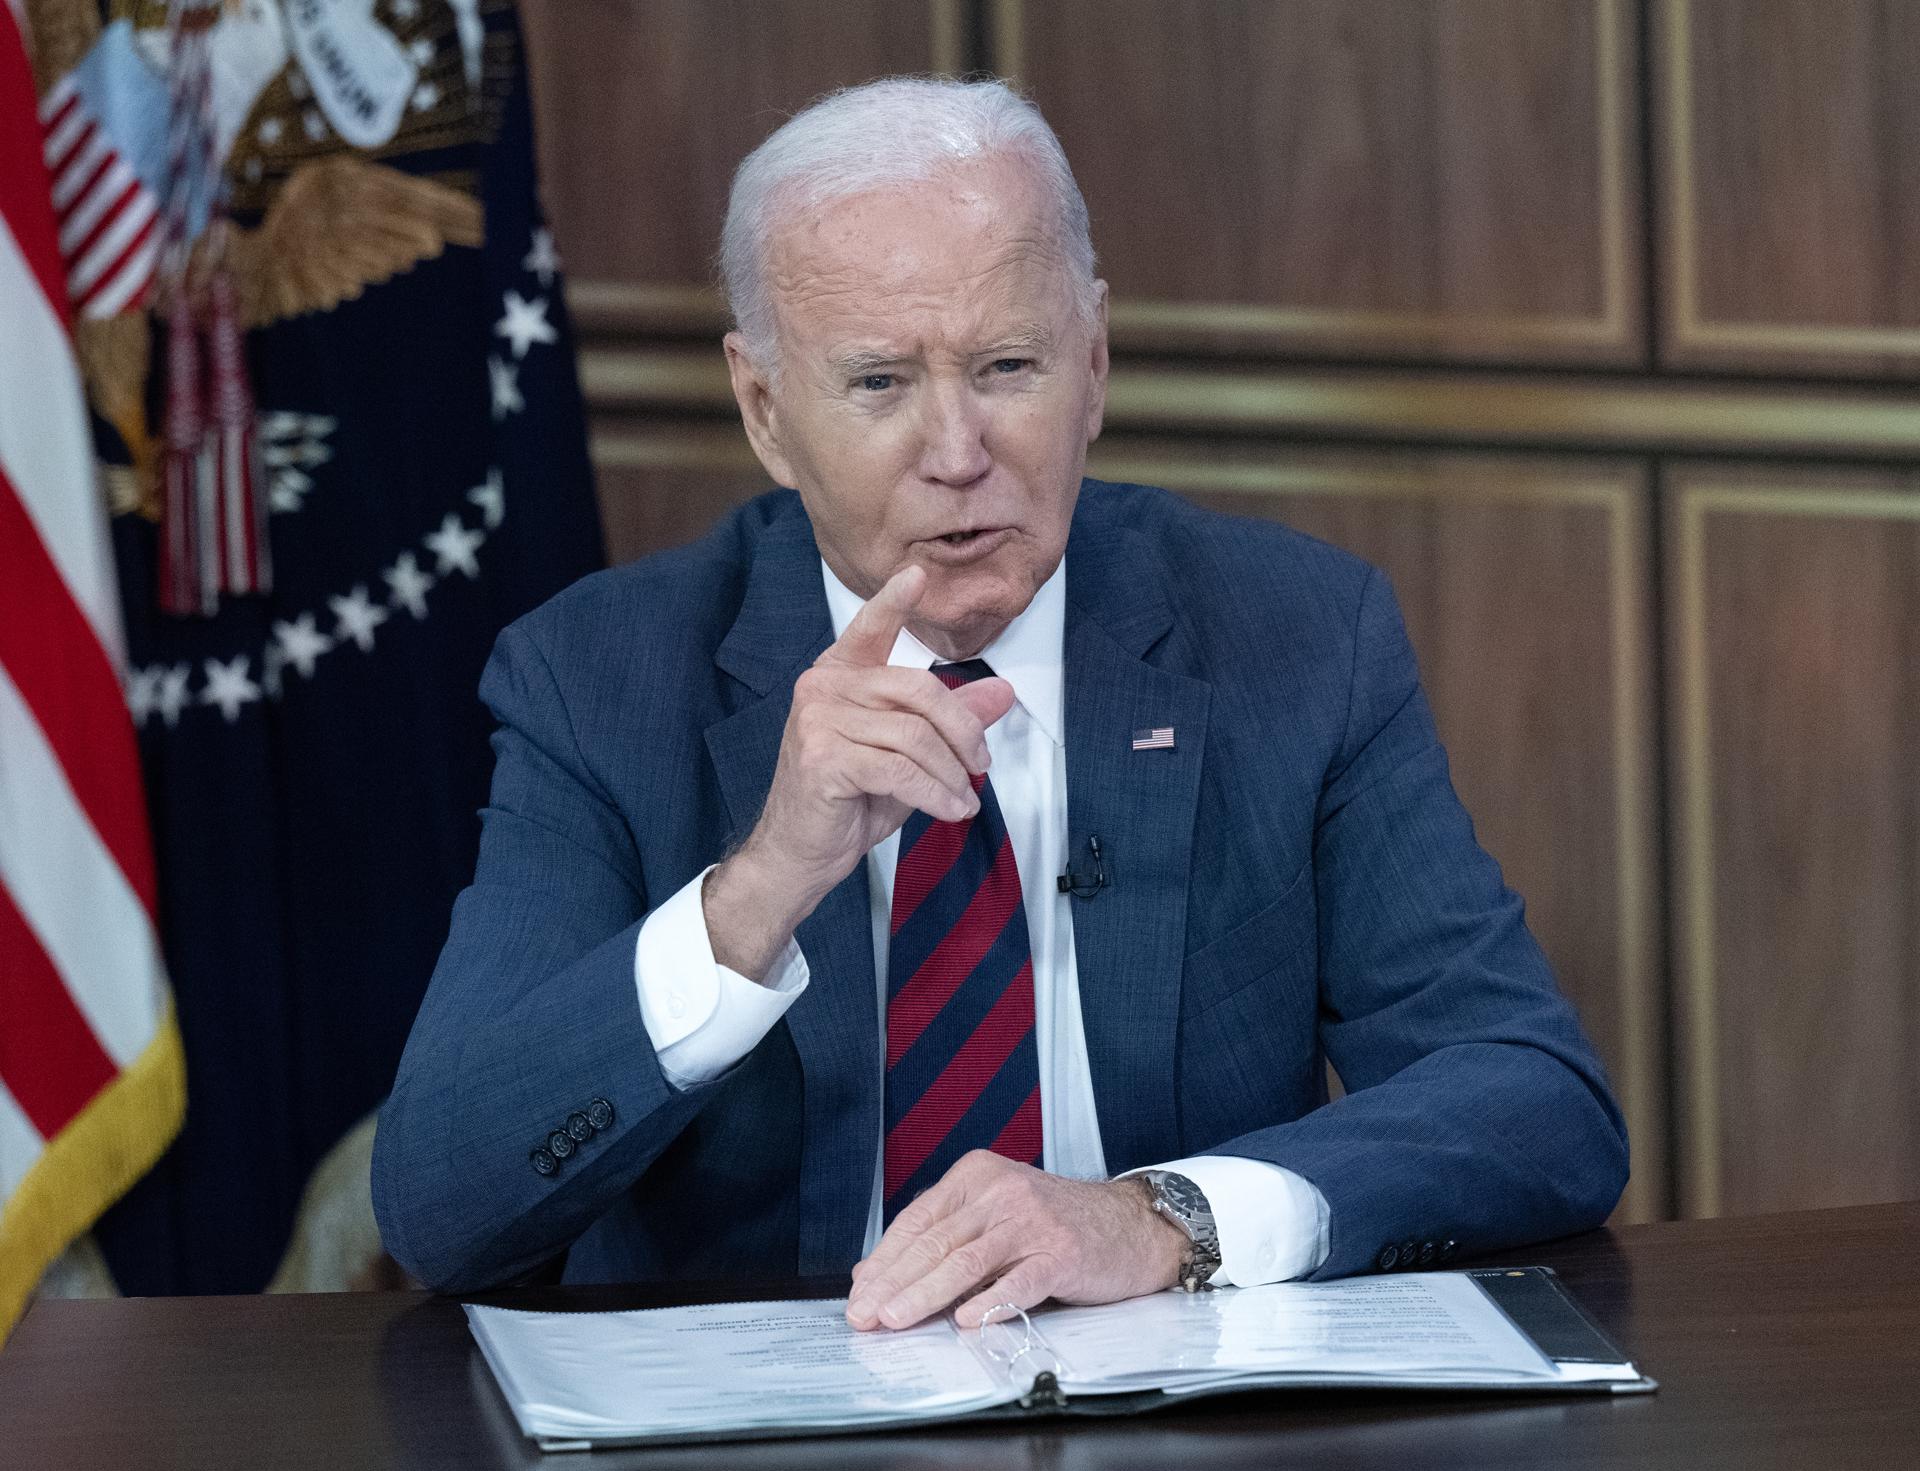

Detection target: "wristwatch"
[1140, 1169, 1222, 1292]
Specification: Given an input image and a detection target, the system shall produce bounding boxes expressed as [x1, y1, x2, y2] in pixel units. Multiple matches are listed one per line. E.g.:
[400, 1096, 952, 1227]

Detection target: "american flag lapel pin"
[1132, 726, 1175, 752]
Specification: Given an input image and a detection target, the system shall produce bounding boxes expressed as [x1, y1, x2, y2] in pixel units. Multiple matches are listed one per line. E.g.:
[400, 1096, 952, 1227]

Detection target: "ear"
[1083, 281, 1111, 445]
[724, 332, 798, 488]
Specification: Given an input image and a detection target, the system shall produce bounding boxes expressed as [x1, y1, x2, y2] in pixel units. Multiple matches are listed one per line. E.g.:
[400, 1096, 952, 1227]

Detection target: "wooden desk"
[3, 1202, 1916, 1468]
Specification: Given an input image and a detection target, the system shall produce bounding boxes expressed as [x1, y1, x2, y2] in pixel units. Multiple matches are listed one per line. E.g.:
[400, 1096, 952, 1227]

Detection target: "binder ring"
[976, 1302, 1036, 1363]
[976, 1302, 1066, 1386]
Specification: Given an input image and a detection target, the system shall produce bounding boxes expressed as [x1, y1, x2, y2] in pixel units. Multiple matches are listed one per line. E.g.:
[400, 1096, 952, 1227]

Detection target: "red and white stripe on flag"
[38, 64, 159, 319]
[0, 0, 183, 1338]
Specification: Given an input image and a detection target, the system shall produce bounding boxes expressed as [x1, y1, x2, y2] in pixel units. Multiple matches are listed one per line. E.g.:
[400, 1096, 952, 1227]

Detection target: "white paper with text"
[467, 1298, 1008, 1439]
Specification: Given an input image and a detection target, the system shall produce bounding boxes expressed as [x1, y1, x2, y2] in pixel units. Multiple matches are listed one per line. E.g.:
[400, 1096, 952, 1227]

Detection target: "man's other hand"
[704, 564, 1015, 980]
[845, 1152, 1189, 1331]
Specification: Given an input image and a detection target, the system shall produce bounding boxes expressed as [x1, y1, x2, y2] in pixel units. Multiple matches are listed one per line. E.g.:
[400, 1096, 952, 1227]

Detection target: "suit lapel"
[1062, 503, 1211, 1172]
[704, 500, 877, 1274]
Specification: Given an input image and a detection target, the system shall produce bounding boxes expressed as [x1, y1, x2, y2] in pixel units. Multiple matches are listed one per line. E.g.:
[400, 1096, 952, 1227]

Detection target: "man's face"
[725, 154, 1109, 660]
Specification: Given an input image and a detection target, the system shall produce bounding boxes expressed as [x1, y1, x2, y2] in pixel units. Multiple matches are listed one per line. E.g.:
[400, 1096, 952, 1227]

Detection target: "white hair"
[719, 76, 1099, 369]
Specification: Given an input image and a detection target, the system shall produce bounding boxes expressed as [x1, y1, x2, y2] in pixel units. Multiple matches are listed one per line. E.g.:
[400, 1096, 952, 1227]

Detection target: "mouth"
[920, 526, 1013, 563]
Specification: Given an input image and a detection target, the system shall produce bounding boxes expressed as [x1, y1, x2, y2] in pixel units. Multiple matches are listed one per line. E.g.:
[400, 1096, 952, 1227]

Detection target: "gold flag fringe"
[0, 1005, 186, 1341]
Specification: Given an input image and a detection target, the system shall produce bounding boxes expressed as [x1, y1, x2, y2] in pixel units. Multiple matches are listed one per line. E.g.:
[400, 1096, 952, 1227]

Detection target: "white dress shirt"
[632, 558, 1330, 1285]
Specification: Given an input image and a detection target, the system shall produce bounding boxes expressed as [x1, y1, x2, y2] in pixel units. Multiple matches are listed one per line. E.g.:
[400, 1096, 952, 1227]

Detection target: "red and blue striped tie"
[883, 660, 1042, 1223]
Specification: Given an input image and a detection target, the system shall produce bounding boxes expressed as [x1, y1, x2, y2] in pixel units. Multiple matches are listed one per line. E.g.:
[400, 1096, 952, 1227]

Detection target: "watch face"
[1153, 1171, 1210, 1222]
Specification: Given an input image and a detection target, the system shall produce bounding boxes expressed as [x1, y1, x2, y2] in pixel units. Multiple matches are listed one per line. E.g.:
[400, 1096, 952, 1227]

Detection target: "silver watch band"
[1141, 1169, 1223, 1292]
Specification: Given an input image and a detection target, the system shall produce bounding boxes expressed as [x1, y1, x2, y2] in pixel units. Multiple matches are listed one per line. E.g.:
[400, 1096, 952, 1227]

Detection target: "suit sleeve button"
[1377, 1245, 1400, 1271]
[1401, 1240, 1418, 1268]
[586, 1098, 614, 1131]
[548, 1130, 575, 1159]
[1418, 1241, 1436, 1266]
[566, 1112, 592, 1142]
[530, 1148, 557, 1177]
[1439, 1239, 1458, 1262]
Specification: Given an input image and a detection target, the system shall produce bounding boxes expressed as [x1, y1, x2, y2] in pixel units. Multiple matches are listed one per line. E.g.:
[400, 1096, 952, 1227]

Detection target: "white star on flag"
[391, 0, 421, 20]
[523, 227, 561, 286]
[127, 667, 163, 728]
[494, 290, 557, 359]
[407, 37, 435, 66]
[264, 438, 330, 469]
[424, 513, 485, 579]
[488, 355, 523, 421]
[201, 656, 262, 723]
[467, 468, 505, 529]
[384, 552, 436, 619]
[155, 664, 193, 728]
[411, 81, 440, 112]
[272, 613, 334, 679]
[270, 468, 312, 514]
[329, 586, 391, 652]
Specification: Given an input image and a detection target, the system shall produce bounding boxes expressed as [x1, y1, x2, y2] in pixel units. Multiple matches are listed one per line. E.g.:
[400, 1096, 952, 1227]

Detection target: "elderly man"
[372, 78, 1627, 1331]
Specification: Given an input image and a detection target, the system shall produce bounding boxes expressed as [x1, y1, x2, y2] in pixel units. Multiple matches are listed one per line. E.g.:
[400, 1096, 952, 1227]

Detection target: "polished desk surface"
[2, 1201, 1916, 1469]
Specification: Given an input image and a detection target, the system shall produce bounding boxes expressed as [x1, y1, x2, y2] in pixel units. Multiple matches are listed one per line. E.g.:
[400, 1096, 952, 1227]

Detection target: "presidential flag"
[0, 0, 183, 1338]
[51, 0, 605, 1295]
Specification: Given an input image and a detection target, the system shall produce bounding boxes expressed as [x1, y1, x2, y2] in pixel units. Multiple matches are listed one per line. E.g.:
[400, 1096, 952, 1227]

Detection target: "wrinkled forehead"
[763, 157, 1078, 355]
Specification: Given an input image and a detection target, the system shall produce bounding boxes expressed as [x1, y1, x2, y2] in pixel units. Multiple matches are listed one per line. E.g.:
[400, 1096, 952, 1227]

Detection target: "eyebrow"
[828, 325, 1057, 380]
[984, 324, 1054, 357]
[832, 347, 906, 378]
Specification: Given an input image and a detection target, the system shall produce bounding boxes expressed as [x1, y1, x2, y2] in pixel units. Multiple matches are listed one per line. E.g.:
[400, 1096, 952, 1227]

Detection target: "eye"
[990, 358, 1030, 375]
[856, 373, 895, 392]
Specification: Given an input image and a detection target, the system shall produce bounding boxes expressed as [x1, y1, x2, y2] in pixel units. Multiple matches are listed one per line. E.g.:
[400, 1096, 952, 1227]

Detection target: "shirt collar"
[819, 558, 1066, 746]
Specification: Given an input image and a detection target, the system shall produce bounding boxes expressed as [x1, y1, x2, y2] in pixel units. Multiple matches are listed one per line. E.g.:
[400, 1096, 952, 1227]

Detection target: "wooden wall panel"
[1667, 466, 1920, 1218]
[1658, 0, 1920, 375]
[1080, 443, 1664, 1219]
[996, 0, 1640, 364]
[521, 0, 962, 315]
[591, 425, 767, 567]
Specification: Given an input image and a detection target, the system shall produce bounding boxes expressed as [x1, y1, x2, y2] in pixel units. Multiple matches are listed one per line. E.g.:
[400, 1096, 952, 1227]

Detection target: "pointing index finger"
[822, 563, 925, 669]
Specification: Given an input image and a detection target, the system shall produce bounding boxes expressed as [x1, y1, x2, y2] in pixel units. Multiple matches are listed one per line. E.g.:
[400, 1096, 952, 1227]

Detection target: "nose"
[916, 375, 992, 488]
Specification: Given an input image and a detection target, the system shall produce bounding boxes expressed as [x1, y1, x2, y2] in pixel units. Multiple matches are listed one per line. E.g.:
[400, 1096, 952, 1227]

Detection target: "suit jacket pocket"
[1181, 860, 1316, 1017]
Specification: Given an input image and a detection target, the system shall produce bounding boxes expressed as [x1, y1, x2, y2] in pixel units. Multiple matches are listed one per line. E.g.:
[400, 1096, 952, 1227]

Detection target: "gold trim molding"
[991, 0, 1636, 358]
[1668, 470, 1920, 1219]
[579, 346, 1920, 460]
[1660, 0, 1920, 362]
[928, 0, 965, 75]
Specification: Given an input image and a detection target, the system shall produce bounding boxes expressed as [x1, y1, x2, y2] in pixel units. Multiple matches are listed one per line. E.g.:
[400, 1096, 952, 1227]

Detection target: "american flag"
[1132, 726, 1176, 751]
[35, 20, 166, 319]
[0, 0, 182, 1339]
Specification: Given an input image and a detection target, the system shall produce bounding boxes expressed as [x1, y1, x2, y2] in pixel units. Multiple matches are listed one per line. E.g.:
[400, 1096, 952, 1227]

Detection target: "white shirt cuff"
[633, 865, 809, 1088]
[1133, 1155, 1331, 1286]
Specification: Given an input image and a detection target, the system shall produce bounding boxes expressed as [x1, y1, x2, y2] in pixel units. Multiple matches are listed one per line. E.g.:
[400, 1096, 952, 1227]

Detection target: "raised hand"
[702, 564, 1016, 980]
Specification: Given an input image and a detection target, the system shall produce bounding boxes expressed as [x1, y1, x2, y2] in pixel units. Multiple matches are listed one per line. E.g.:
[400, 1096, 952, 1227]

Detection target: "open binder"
[466, 1266, 1655, 1451]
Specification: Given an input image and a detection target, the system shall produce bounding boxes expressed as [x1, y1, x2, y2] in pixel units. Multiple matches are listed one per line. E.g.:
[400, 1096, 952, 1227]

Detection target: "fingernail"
[848, 1296, 874, 1321]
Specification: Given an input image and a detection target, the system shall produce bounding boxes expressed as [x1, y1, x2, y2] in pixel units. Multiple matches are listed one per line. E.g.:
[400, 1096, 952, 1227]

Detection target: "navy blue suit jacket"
[373, 481, 1628, 1292]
